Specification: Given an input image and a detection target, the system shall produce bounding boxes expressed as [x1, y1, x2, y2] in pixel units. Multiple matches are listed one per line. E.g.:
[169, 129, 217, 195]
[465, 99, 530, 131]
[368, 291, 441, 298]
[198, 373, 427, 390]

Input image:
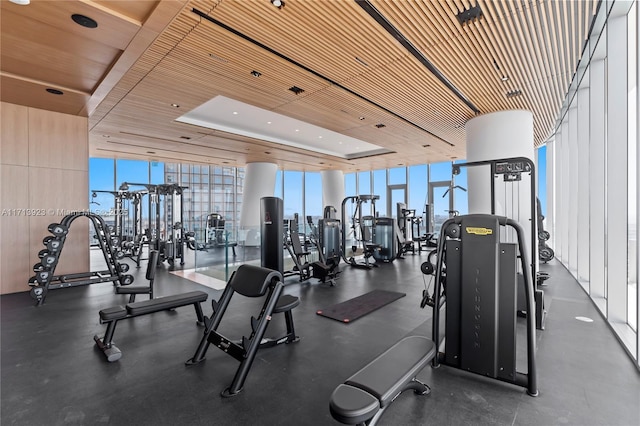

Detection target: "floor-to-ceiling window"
[552, 0, 639, 368]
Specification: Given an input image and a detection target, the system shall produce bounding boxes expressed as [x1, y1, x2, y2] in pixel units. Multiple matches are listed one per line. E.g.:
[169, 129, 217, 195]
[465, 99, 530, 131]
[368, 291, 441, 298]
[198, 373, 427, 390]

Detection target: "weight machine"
[91, 189, 147, 267]
[341, 195, 381, 269]
[451, 157, 546, 330]
[119, 182, 187, 266]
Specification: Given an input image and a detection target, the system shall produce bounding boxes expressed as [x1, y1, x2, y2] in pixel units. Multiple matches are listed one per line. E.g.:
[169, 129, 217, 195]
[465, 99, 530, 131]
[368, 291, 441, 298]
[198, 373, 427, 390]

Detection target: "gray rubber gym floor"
[2, 249, 639, 425]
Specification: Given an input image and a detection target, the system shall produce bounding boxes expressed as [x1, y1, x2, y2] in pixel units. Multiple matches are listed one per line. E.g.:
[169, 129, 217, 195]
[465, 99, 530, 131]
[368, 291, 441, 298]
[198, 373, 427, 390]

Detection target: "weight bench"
[329, 336, 436, 425]
[94, 290, 208, 362]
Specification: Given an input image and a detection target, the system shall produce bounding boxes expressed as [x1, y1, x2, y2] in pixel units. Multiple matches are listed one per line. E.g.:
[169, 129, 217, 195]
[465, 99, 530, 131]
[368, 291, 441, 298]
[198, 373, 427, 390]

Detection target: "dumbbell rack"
[28, 212, 134, 306]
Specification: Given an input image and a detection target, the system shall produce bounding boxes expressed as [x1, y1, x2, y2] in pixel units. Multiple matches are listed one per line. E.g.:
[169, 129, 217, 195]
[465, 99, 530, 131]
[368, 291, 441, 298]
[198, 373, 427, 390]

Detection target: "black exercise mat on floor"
[316, 290, 406, 323]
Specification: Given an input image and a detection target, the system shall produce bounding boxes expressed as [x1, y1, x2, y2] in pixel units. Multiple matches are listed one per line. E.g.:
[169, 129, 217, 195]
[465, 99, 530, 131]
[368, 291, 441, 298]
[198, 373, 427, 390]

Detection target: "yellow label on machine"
[465, 227, 493, 236]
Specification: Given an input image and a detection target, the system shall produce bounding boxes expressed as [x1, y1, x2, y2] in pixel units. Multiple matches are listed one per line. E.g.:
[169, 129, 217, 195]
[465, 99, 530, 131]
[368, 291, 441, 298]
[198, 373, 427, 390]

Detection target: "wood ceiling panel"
[92, 0, 159, 23]
[1, 75, 89, 116]
[3, 0, 599, 170]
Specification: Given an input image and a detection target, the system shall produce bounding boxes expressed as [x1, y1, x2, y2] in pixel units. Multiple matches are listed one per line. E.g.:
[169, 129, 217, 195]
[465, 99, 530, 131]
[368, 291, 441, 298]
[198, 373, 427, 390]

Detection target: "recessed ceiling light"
[501, 76, 510, 82]
[232, 111, 238, 115]
[209, 53, 228, 63]
[375, 123, 386, 128]
[71, 14, 98, 29]
[289, 86, 304, 95]
[271, 0, 285, 9]
[171, 103, 180, 108]
[250, 70, 262, 77]
[295, 129, 299, 132]
[267, 121, 272, 124]
[46, 88, 63, 95]
[506, 89, 522, 98]
[355, 57, 369, 67]
[318, 136, 323, 139]
[9, 0, 30, 5]
[359, 116, 365, 120]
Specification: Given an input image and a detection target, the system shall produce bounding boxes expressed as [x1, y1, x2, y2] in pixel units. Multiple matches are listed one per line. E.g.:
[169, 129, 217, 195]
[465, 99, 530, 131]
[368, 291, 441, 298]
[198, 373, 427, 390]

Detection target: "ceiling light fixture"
[250, 70, 262, 77]
[501, 76, 510, 82]
[46, 88, 64, 95]
[506, 89, 523, 98]
[288, 86, 304, 95]
[355, 57, 369, 67]
[9, 0, 30, 5]
[71, 13, 98, 29]
[232, 111, 238, 115]
[171, 103, 180, 108]
[270, 0, 285, 9]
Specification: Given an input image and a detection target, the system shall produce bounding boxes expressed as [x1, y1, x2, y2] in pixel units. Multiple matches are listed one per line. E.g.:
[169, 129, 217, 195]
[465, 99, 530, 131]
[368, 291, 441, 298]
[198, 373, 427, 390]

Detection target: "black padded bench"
[330, 336, 436, 425]
[94, 290, 208, 362]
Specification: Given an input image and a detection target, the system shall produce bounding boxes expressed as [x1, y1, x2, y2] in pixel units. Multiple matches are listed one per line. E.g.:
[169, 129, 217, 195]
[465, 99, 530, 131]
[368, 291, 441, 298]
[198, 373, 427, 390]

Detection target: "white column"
[321, 170, 344, 215]
[589, 58, 606, 299]
[465, 110, 535, 254]
[606, 14, 629, 323]
[239, 162, 277, 245]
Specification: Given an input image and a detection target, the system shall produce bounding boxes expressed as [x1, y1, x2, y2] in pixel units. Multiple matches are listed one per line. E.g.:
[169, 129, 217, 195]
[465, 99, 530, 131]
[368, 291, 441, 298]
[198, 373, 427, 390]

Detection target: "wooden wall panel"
[28, 109, 88, 171]
[1, 102, 29, 166]
[0, 103, 89, 295]
[0, 165, 31, 295]
[29, 168, 89, 278]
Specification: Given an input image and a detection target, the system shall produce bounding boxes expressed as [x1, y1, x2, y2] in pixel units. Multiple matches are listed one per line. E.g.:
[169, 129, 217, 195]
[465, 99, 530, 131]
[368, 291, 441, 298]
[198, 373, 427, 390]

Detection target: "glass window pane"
[358, 171, 371, 194]
[150, 161, 165, 184]
[372, 169, 386, 216]
[388, 167, 406, 185]
[345, 173, 356, 197]
[283, 171, 303, 222]
[305, 172, 322, 233]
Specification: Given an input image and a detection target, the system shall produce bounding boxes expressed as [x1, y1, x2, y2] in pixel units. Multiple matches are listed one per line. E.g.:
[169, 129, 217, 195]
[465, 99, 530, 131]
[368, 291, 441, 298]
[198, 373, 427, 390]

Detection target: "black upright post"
[260, 197, 283, 274]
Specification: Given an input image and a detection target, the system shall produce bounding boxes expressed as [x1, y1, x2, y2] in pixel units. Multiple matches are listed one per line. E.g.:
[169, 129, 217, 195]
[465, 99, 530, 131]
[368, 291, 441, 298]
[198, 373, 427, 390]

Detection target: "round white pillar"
[321, 170, 344, 216]
[465, 110, 535, 256]
[240, 162, 277, 245]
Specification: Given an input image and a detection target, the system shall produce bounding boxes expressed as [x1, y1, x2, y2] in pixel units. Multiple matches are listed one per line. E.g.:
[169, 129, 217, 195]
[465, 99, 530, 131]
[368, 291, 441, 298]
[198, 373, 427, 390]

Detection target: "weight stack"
[260, 197, 283, 274]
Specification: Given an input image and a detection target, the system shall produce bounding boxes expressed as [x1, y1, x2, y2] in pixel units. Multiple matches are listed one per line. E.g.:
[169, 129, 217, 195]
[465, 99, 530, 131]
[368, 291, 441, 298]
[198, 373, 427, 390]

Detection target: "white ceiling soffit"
[176, 96, 393, 160]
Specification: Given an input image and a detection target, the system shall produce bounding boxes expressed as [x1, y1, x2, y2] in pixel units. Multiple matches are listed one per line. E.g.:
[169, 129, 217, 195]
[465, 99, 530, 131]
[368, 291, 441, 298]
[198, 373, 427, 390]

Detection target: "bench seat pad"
[126, 291, 207, 316]
[99, 305, 127, 321]
[329, 384, 380, 424]
[273, 294, 300, 313]
[116, 285, 151, 294]
[344, 336, 435, 408]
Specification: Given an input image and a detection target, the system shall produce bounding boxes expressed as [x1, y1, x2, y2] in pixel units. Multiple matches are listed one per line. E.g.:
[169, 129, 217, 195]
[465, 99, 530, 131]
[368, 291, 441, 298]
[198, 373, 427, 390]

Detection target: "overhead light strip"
[191, 7, 454, 147]
[355, 0, 481, 115]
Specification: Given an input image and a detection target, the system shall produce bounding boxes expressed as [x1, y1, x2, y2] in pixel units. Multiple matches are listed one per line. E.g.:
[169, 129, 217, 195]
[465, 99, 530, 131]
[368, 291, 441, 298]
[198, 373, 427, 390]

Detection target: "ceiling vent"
[375, 123, 386, 128]
[506, 89, 523, 98]
[288, 86, 304, 95]
[455, 4, 483, 26]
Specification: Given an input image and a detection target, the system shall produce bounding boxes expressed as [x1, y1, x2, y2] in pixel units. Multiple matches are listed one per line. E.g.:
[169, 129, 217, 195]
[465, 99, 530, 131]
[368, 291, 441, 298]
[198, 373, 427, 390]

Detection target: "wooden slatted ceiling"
[0, 0, 596, 170]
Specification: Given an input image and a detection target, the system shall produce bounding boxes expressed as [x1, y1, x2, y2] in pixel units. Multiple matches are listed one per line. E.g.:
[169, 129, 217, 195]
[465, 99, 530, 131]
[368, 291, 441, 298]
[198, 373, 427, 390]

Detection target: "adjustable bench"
[94, 290, 208, 362]
[329, 336, 436, 425]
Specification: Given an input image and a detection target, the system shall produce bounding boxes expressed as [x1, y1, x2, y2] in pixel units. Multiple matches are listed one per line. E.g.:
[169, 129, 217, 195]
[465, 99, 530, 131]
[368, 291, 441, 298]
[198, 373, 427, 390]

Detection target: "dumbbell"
[119, 263, 130, 273]
[35, 270, 50, 284]
[119, 274, 134, 286]
[46, 238, 63, 252]
[48, 223, 68, 237]
[30, 286, 47, 301]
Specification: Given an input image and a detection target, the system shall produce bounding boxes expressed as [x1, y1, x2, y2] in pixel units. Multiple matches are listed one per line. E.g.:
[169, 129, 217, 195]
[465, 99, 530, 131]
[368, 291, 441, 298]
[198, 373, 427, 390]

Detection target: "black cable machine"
[91, 189, 147, 267]
[307, 211, 341, 285]
[340, 195, 381, 269]
[451, 157, 546, 330]
[426, 214, 538, 396]
[119, 182, 187, 266]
